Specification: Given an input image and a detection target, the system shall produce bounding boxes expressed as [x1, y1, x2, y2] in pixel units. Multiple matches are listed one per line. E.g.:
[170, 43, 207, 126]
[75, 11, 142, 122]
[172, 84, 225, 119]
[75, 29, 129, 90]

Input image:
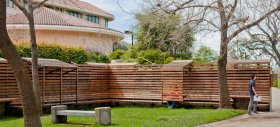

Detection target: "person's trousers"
[167, 101, 175, 109]
[248, 95, 258, 113]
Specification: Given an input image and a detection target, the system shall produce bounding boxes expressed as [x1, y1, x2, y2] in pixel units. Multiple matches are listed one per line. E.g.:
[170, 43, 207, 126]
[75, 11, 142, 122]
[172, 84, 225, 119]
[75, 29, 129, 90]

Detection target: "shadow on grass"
[0, 115, 21, 122]
[58, 123, 119, 126]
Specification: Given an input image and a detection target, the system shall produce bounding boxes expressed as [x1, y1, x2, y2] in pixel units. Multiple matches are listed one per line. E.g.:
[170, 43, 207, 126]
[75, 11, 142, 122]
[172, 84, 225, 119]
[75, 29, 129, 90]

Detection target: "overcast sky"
[83, 0, 220, 52]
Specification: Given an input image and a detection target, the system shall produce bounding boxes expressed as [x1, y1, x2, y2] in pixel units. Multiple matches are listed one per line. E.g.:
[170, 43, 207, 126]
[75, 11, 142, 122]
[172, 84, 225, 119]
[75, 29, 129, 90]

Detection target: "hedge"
[0, 42, 89, 64]
[87, 51, 110, 63]
[136, 49, 174, 64]
[109, 50, 125, 60]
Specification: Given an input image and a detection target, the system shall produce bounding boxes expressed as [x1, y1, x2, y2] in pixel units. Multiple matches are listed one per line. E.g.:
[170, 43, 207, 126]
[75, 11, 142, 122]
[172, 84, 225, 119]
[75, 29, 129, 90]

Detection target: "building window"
[68, 11, 81, 18]
[86, 15, 94, 22]
[6, 0, 14, 8]
[94, 16, 99, 24]
[105, 19, 109, 27]
[86, 15, 99, 24]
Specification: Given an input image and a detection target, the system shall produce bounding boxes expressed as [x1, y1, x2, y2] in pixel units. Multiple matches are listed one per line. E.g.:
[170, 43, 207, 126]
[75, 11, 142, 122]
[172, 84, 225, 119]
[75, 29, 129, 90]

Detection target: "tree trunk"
[218, 27, 232, 109]
[173, 46, 177, 60]
[0, 1, 42, 126]
[27, 9, 42, 115]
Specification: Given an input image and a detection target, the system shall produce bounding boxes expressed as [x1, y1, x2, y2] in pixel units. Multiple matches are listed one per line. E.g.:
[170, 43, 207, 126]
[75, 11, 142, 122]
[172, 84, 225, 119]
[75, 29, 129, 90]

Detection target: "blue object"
[167, 101, 175, 109]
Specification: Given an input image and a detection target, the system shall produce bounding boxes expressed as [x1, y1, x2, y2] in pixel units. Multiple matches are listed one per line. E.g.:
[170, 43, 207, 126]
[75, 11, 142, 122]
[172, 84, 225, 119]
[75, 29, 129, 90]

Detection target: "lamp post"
[124, 30, 134, 46]
[113, 42, 118, 52]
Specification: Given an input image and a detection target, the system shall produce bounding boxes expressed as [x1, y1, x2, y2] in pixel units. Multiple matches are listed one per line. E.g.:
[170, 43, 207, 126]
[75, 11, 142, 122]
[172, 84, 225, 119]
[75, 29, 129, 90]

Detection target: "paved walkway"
[204, 88, 280, 127]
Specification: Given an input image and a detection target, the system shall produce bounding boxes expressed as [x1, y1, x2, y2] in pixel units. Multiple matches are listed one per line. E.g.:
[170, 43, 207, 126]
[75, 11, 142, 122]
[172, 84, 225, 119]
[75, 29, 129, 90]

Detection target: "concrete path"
[204, 88, 280, 127]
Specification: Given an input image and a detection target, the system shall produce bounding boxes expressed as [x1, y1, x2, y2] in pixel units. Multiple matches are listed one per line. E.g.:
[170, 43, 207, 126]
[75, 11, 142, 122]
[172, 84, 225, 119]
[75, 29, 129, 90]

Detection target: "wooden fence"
[0, 59, 272, 110]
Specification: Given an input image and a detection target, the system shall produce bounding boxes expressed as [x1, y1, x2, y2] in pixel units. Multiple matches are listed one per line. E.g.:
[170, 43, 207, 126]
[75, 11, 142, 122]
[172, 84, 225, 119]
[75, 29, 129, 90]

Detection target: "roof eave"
[37, 0, 114, 20]
[6, 24, 125, 39]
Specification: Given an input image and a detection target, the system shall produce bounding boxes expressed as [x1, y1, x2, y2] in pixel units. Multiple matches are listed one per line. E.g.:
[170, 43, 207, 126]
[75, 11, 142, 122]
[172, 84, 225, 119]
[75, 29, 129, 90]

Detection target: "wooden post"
[60, 68, 63, 105]
[42, 67, 45, 108]
[161, 67, 163, 103]
[76, 68, 78, 104]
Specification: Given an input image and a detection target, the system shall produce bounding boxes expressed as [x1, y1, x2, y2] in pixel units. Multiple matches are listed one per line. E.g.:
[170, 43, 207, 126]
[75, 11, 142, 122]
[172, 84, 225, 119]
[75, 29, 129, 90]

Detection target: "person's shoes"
[248, 112, 253, 115]
[253, 111, 259, 114]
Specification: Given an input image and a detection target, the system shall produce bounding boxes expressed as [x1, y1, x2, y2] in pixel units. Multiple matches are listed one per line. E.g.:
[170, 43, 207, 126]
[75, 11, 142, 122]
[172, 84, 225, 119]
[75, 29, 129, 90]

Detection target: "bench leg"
[51, 105, 67, 123]
[95, 107, 111, 125]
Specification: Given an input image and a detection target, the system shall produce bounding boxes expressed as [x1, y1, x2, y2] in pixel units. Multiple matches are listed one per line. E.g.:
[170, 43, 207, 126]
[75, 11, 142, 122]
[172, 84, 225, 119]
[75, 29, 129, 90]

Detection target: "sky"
[83, 0, 220, 52]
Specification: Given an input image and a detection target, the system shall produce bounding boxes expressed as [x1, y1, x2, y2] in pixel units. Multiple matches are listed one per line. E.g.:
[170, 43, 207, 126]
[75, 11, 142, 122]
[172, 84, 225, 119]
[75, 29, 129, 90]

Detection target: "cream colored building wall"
[99, 18, 106, 27]
[8, 29, 122, 55]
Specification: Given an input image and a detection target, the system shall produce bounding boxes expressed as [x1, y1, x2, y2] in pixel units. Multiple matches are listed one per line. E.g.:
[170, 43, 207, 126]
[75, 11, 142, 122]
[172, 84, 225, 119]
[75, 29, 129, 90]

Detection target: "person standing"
[166, 85, 177, 109]
[248, 74, 258, 115]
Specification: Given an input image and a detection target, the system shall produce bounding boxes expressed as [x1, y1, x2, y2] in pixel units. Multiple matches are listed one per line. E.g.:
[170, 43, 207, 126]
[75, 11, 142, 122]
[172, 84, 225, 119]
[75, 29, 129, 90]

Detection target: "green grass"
[278, 78, 280, 88]
[0, 106, 245, 127]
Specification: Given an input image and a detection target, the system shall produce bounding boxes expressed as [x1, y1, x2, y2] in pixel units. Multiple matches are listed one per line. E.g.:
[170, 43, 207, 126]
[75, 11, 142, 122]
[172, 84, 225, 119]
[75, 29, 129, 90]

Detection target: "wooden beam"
[63, 68, 77, 75]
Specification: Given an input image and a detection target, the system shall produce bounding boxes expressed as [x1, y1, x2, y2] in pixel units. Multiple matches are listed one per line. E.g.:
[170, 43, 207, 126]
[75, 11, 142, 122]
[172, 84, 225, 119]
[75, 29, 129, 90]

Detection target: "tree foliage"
[228, 40, 269, 60]
[193, 46, 218, 64]
[134, 10, 194, 58]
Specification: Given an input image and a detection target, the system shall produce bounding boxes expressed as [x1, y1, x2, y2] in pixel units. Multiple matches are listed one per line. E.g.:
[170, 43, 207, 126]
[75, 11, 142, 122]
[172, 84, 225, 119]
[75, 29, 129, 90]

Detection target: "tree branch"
[228, 5, 280, 42]
[11, 0, 29, 16]
[34, 0, 49, 9]
[226, 0, 238, 20]
[256, 24, 274, 43]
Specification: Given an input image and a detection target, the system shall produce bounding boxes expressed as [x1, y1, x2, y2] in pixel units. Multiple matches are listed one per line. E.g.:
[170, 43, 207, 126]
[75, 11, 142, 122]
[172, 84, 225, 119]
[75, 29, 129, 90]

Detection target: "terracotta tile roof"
[46, 0, 113, 17]
[6, 7, 114, 31]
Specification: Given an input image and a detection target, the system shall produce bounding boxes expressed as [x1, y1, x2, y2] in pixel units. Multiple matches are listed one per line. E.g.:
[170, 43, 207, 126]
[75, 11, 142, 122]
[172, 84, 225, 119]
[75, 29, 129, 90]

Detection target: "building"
[6, 0, 124, 55]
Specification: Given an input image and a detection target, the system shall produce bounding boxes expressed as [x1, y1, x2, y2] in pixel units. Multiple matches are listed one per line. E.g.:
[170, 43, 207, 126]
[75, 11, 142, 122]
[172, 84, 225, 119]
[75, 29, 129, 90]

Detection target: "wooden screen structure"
[0, 58, 272, 110]
[0, 58, 78, 107]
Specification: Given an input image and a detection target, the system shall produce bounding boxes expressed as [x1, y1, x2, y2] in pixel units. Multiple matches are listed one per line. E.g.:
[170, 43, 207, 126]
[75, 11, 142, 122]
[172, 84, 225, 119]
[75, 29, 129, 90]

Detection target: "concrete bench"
[51, 105, 111, 125]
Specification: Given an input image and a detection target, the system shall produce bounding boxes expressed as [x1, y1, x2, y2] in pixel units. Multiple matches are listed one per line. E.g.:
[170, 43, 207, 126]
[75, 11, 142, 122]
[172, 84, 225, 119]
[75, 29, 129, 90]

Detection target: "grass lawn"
[0, 106, 245, 127]
[278, 78, 280, 88]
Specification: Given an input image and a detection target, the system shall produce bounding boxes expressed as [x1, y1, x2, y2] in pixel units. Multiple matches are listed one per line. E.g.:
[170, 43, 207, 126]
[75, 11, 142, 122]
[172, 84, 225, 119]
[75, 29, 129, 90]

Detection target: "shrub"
[176, 52, 192, 60]
[109, 50, 125, 60]
[165, 56, 174, 63]
[87, 51, 110, 63]
[38, 43, 63, 60]
[2, 42, 89, 64]
[61, 47, 88, 64]
[16, 43, 32, 57]
[0, 51, 3, 58]
[121, 48, 137, 62]
[137, 49, 174, 64]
